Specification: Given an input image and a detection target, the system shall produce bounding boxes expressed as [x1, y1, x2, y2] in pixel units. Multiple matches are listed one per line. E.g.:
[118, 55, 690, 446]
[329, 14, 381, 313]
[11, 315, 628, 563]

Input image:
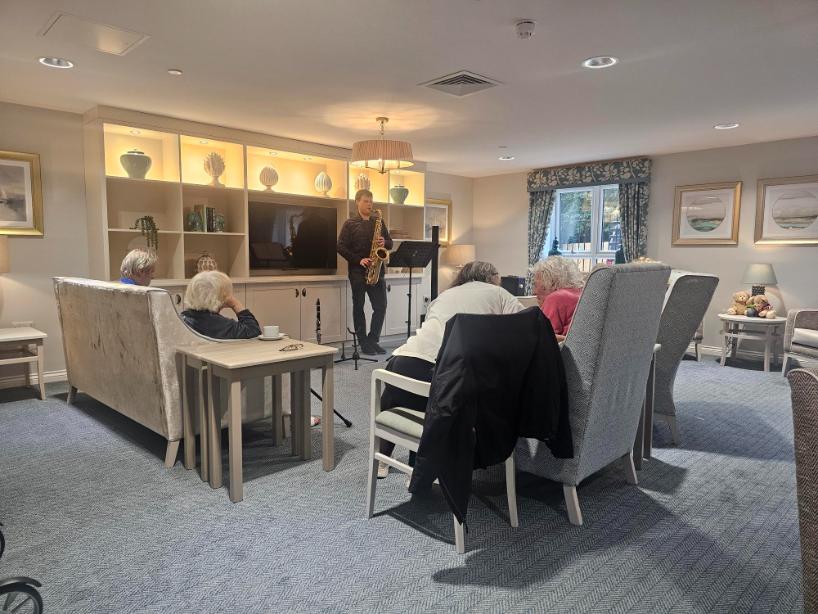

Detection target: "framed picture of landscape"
[755, 175, 818, 245]
[0, 150, 44, 236]
[672, 181, 741, 245]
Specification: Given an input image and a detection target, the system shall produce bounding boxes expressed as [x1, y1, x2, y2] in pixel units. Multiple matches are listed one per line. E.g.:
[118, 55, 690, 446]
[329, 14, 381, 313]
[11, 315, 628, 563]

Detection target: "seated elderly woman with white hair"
[119, 248, 157, 286]
[181, 270, 261, 339]
[531, 256, 584, 342]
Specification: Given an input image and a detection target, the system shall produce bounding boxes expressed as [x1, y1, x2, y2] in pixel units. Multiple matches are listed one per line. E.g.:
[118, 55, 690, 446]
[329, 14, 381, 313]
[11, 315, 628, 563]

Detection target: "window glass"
[601, 187, 621, 252]
[557, 190, 593, 253]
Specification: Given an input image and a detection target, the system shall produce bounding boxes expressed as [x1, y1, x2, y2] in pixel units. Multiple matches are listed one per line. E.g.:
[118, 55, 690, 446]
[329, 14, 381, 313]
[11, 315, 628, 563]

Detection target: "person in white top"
[377, 261, 524, 478]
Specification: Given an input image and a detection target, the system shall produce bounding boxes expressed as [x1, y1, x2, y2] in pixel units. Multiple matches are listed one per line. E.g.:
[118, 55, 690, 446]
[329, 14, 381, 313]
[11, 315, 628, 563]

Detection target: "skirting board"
[0, 369, 67, 390]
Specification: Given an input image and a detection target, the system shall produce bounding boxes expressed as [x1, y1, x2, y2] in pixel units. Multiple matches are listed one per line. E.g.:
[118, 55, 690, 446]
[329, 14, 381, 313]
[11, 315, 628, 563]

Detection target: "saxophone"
[365, 209, 389, 285]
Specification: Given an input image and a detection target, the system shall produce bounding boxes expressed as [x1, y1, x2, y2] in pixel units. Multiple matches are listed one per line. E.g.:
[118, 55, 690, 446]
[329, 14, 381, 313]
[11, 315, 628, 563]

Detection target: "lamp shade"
[350, 139, 414, 173]
[0, 236, 8, 274]
[742, 263, 777, 285]
[445, 244, 475, 267]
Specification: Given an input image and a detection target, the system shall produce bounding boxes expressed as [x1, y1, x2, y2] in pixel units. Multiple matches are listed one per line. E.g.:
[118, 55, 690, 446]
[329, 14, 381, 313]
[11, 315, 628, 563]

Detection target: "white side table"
[718, 314, 787, 372]
[0, 327, 48, 399]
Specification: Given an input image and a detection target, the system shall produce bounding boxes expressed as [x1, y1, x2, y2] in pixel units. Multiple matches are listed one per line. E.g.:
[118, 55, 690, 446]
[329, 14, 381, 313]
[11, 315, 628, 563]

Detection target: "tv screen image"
[248, 201, 337, 272]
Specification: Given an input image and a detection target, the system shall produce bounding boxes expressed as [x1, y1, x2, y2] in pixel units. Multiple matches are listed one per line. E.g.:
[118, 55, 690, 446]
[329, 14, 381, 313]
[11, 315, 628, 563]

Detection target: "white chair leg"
[454, 515, 465, 554]
[563, 484, 583, 526]
[504, 456, 519, 528]
[781, 354, 791, 377]
[67, 385, 77, 404]
[666, 415, 680, 445]
[366, 435, 379, 518]
[623, 452, 638, 485]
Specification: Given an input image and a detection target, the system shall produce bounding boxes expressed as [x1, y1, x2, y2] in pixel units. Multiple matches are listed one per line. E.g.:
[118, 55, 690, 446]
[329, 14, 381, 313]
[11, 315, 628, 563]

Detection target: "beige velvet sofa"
[53, 277, 270, 467]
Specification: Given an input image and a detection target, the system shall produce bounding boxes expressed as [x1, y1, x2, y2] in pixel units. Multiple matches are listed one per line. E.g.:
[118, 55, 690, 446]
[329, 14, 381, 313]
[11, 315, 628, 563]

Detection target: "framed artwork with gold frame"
[672, 181, 741, 245]
[755, 174, 818, 245]
[425, 198, 452, 246]
[0, 150, 44, 236]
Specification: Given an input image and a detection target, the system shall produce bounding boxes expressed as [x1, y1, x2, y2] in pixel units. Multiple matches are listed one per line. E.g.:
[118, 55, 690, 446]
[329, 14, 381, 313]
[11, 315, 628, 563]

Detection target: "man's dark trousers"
[349, 267, 387, 344]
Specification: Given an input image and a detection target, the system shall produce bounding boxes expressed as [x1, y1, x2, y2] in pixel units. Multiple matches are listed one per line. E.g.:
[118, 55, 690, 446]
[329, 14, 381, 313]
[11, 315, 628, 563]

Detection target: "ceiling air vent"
[420, 71, 500, 97]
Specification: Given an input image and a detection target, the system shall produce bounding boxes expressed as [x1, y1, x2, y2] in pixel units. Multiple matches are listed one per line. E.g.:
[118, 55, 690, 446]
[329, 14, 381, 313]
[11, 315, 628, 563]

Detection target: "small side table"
[0, 327, 47, 400]
[718, 314, 787, 372]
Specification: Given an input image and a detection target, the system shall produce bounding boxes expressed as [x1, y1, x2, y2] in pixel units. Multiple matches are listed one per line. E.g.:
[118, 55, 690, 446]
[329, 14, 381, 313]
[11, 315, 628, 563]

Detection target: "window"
[542, 184, 621, 272]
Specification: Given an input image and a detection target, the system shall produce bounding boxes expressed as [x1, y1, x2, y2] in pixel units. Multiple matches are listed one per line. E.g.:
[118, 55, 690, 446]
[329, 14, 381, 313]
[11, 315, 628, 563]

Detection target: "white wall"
[650, 137, 818, 346]
[472, 137, 818, 347]
[0, 102, 89, 378]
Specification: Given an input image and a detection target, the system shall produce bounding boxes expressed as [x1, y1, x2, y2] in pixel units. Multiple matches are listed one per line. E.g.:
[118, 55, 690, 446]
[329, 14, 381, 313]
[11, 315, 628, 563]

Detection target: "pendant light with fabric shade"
[350, 117, 414, 174]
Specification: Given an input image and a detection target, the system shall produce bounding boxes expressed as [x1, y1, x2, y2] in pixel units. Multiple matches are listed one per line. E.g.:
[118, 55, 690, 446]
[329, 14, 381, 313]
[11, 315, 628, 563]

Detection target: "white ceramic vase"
[315, 171, 333, 196]
[260, 166, 279, 191]
[203, 152, 226, 187]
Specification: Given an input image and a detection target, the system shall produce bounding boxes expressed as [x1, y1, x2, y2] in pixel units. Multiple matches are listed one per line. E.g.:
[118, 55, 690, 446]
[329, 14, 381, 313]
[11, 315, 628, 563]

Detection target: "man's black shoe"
[371, 342, 387, 354]
[359, 342, 378, 355]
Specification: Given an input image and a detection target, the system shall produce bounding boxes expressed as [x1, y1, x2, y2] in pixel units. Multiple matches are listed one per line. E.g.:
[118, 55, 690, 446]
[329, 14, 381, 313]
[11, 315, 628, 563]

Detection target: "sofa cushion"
[375, 407, 425, 439]
[794, 328, 818, 349]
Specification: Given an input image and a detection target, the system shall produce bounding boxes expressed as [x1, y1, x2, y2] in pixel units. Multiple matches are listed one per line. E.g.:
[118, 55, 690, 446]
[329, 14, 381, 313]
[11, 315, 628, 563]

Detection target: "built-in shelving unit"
[84, 107, 430, 285]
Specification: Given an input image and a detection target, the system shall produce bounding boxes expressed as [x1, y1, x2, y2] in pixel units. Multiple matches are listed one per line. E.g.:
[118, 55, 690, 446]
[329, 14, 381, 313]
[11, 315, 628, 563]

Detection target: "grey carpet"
[0, 355, 802, 613]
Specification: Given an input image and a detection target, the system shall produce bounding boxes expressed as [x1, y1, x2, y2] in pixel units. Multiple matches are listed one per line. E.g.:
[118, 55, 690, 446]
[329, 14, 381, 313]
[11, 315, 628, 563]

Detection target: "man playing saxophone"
[337, 189, 393, 354]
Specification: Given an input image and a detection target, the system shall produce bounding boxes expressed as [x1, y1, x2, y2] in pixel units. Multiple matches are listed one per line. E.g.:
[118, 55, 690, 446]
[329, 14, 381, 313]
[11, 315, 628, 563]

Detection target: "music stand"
[388, 240, 437, 338]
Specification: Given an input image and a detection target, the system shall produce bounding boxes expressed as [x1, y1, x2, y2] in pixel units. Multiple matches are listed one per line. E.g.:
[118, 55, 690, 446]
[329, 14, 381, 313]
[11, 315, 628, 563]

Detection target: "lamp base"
[751, 284, 766, 296]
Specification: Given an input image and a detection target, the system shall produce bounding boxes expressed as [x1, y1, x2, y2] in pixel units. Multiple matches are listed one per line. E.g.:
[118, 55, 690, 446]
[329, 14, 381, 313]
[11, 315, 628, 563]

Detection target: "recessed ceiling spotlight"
[714, 122, 740, 130]
[129, 129, 141, 135]
[199, 139, 210, 145]
[39, 56, 74, 69]
[582, 56, 618, 69]
[268, 151, 278, 157]
[167, 68, 183, 76]
[498, 155, 515, 161]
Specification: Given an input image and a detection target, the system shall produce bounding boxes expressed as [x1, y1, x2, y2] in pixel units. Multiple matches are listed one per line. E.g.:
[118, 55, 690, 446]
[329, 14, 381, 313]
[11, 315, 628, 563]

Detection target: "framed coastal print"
[672, 182, 741, 245]
[424, 198, 452, 245]
[755, 175, 818, 245]
[0, 151, 44, 236]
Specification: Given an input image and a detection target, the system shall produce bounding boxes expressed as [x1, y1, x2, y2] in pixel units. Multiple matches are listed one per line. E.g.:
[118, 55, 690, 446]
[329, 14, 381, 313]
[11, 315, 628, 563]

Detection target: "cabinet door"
[384, 280, 412, 337]
[300, 284, 345, 343]
[246, 285, 301, 338]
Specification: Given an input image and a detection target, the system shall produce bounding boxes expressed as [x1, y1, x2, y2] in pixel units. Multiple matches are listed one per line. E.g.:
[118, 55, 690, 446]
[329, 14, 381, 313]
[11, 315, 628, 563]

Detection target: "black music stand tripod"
[335, 327, 377, 371]
[387, 241, 436, 338]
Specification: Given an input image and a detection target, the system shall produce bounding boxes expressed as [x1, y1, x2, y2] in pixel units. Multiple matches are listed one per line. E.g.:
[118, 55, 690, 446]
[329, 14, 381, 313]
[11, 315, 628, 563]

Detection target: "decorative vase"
[260, 166, 279, 191]
[203, 152, 226, 187]
[355, 173, 371, 191]
[214, 214, 226, 232]
[120, 149, 152, 179]
[185, 211, 204, 232]
[390, 185, 409, 204]
[196, 252, 218, 273]
[314, 171, 333, 196]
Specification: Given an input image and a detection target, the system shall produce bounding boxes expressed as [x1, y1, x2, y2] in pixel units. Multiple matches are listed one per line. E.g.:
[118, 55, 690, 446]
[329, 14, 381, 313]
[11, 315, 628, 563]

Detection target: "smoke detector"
[516, 20, 536, 40]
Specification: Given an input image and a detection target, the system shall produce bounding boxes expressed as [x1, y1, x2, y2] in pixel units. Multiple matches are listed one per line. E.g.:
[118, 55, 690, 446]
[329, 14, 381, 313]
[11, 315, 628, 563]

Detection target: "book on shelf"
[205, 206, 216, 232]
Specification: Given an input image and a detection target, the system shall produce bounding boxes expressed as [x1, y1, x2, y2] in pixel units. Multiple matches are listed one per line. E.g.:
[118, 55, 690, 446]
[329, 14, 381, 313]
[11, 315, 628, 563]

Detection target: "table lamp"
[742, 263, 777, 296]
[445, 244, 475, 269]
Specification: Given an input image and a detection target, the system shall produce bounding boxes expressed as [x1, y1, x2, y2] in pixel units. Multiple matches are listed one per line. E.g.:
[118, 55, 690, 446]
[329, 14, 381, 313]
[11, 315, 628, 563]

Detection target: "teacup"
[263, 325, 280, 338]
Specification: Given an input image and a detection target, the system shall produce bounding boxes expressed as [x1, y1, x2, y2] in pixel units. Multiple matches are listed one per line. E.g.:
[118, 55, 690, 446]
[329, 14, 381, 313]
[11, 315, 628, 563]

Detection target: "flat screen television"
[248, 201, 337, 274]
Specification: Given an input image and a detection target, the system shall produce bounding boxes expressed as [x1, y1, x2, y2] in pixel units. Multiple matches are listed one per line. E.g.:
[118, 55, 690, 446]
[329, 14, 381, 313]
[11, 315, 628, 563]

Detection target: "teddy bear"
[727, 290, 751, 315]
[747, 294, 777, 318]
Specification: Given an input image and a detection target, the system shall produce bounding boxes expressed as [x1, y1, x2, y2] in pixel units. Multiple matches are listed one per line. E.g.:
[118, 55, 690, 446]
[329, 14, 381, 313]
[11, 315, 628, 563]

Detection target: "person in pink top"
[531, 256, 584, 341]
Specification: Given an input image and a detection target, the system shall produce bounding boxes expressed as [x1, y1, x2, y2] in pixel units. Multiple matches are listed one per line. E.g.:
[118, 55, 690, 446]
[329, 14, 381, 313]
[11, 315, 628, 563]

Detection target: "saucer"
[258, 333, 287, 341]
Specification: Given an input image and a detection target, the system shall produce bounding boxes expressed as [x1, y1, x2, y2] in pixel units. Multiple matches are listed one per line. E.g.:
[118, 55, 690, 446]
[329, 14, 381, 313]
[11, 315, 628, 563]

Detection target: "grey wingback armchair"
[782, 309, 818, 376]
[516, 263, 671, 525]
[787, 367, 818, 613]
[654, 272, 719, 444]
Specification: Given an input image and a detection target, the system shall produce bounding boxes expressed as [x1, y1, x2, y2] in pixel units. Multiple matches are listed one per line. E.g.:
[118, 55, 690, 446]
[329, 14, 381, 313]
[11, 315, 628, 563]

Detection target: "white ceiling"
[2, 0, 818, 177]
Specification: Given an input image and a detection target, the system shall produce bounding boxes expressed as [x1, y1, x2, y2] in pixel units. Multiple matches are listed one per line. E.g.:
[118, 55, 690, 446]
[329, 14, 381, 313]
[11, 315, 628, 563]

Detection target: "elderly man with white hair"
[119, 248, 157, 286]
[531, 256, 584, 342]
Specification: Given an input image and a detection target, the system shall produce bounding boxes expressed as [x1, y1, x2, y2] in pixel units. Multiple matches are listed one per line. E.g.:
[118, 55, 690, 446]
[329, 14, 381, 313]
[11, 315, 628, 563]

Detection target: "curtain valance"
[527, 157, 651, 192]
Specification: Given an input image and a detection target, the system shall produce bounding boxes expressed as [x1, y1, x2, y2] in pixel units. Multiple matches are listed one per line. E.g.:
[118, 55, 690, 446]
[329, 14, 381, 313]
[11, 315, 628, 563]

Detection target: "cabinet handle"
[301, 288, 307, 297]
[174, 294, 182, 305]
[387, 284, 391, 292]
[294, 288, 299, 298]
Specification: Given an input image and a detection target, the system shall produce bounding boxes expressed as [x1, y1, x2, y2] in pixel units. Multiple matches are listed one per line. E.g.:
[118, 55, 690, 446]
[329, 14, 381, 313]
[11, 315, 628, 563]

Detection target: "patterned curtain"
[619, 181, 650, 262]
[526, 190, 555, 292]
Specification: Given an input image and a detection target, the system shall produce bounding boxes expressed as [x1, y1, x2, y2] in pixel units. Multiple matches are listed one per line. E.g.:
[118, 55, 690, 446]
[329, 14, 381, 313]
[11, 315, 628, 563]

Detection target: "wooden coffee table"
[179, 338, 337, 502]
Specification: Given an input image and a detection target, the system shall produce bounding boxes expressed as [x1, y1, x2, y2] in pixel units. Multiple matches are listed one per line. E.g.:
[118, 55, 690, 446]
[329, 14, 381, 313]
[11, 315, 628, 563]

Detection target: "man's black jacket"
[408, 307, 573, 524]
[336, 214, 393, 273]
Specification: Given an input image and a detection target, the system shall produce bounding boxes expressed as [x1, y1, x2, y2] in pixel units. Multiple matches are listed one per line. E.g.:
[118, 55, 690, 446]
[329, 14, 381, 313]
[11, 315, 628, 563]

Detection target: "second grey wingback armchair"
[516, 263, 671, 525]
[787, 367, 818, 613]
[654, 272, 719, 444]
[782, 309, 818, 376]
